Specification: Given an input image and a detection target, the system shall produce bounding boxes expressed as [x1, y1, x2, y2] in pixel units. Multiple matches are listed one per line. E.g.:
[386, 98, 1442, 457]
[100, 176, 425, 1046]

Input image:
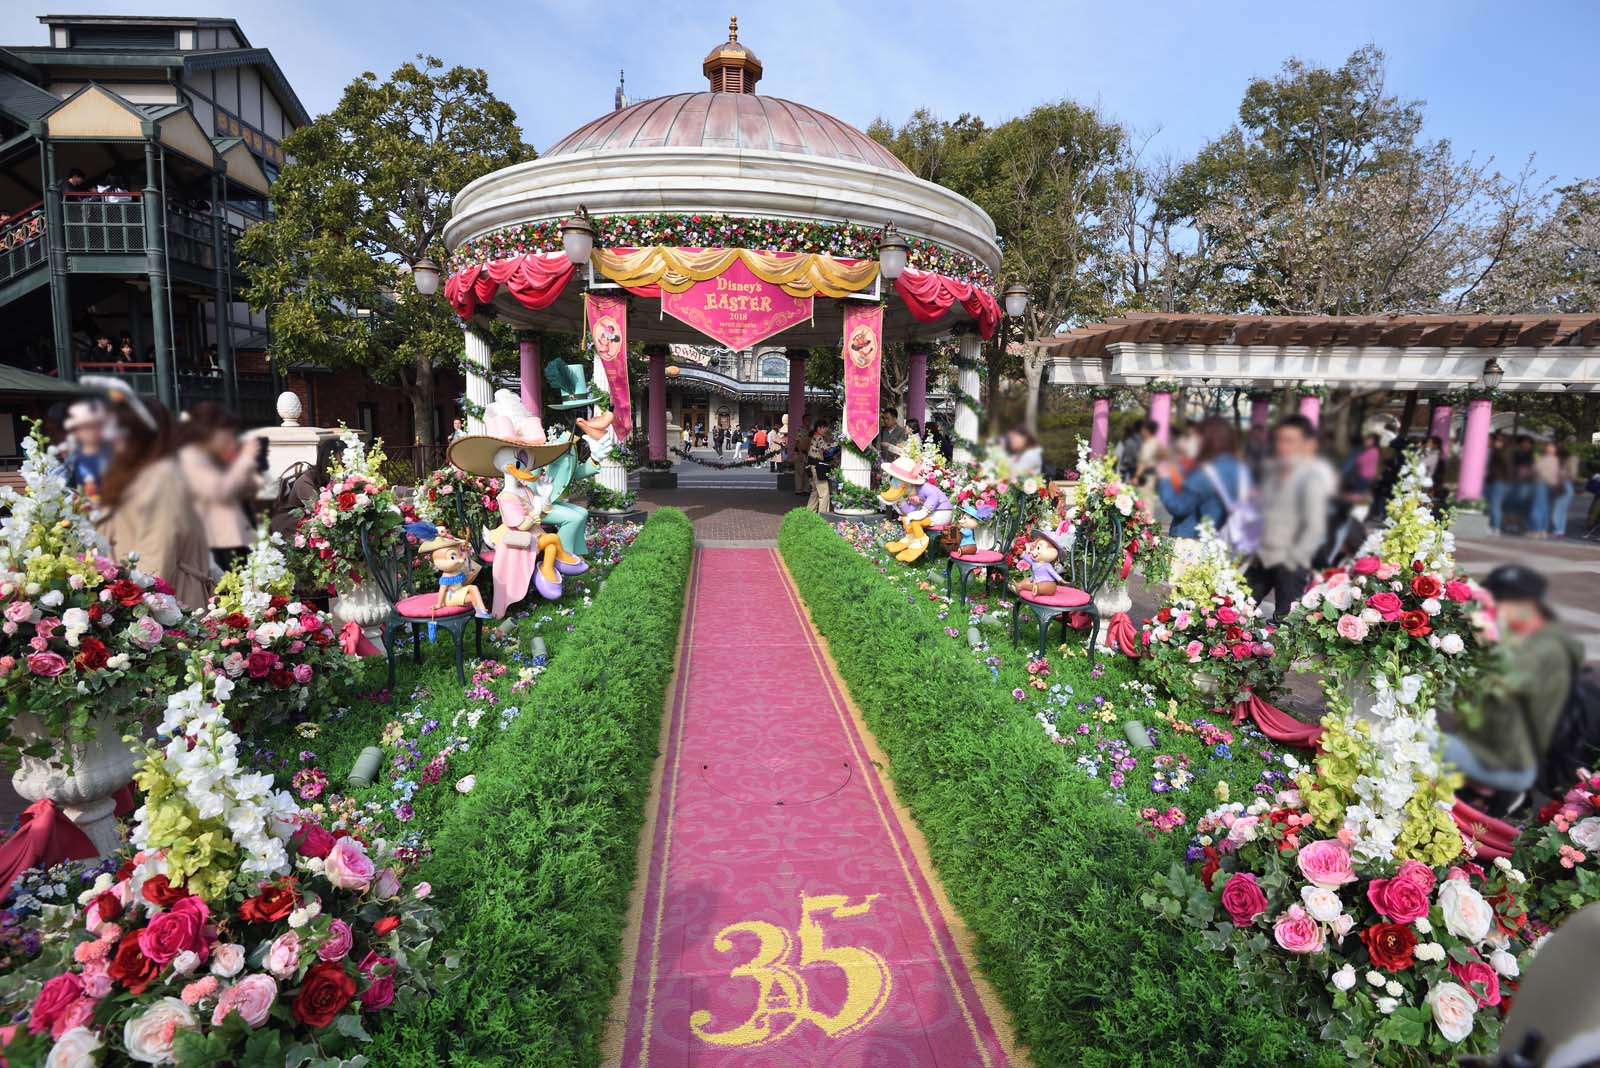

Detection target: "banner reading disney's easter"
[585, 292, 632, 436]
[660, 256, 813, 350]
[843, 302, 883, 451]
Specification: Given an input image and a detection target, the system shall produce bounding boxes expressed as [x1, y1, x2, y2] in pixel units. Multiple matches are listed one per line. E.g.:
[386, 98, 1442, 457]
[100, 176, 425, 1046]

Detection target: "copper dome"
[543, 92, 911, 175]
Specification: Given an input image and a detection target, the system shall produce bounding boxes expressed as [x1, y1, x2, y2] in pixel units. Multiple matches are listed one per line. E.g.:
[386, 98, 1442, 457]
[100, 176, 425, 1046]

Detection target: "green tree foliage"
[239, 56, 532, 448]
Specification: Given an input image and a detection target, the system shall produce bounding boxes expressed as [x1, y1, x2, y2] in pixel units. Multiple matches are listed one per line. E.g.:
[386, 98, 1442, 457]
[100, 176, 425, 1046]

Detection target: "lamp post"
[1003, 283, 1029, 319]
[1482, 357, 1505, 389]
[876, 223, 908, 282]
[560, 207, 596, 267]
[411, 257, 440, 298]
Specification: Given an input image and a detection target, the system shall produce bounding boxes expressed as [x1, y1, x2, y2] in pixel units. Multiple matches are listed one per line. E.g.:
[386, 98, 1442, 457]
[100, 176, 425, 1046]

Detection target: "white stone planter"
[975, 522, 1000, 552]
[1190, 671, 1220, 696]
[833, 507, 879, 517]
[11, 711, 138, 856]
[331, 567, 390, 633]
[1093, 585, 1132, 649]
[597, 457, 630, 497]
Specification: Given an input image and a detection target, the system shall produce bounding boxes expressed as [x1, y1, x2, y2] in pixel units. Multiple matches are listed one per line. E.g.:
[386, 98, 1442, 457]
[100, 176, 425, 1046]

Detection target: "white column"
[463, 326, 494, 433]
[954, 331, 982, 465]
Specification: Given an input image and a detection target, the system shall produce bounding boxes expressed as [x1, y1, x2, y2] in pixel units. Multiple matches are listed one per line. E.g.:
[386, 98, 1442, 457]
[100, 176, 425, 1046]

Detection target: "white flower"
[1439, 632, 1464, 656]
[39, 589, 63, 608]
[1415, 916, 1432, 935]
[1569, 817, 1600, 852]
[1489, 949, 1520, 978]
[1367, 970, 1387, 988]
[210, 943, 245, 978]
[1300, 885, 1345, 923]
[1385, 980, 1403, 997]
[1376, 996, 1399, 1015]
[45, 1027, 102, 1068]
[1414, 942, 1446, 963]
[1422, 597, 1442, 616]
[124, 998, 197, 1063]
[1360, 607, 1382, 625]
[1437, 879, 1494, 943]
[1332, 964, 1357, 991]
[171, 950, 200, 976]
[1426, 982, 1478, 1043]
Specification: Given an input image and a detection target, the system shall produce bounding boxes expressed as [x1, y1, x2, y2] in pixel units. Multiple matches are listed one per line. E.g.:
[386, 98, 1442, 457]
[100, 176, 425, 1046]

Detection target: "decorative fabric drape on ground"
[1450, 799, 1518, 860]
[1105, 612, 1140, 656]
[0, 788, 136, 900]
[1230, 691, 1326, 750]
[445, 253, 577, 318]
[594, 247, 878, 297]
[894, 269, 1000, 339]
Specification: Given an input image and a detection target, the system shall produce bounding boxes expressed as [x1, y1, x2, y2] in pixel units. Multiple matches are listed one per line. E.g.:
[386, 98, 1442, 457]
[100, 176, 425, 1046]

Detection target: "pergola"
[435, 20, 1007, 484]
[1031, 313, 1600, 499]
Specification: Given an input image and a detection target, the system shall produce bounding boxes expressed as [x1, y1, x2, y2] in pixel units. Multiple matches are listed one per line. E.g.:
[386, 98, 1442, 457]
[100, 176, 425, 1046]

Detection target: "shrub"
[778, 508, 1340, 1068]
[371, 507, 692, 1066]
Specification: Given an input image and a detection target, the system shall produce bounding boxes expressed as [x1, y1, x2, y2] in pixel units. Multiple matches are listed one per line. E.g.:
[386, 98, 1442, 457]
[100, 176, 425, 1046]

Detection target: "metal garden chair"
[360, 523, 483, 692]
[1009, 511, 1122, 658]
[944, 490, 1025, 603]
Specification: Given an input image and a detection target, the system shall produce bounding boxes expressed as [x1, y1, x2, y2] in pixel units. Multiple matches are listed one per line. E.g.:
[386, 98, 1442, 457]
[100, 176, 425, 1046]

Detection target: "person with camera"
[177, 401, 265, 574]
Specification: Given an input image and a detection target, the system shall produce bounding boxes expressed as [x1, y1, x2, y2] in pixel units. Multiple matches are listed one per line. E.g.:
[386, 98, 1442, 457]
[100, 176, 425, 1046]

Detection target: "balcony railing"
[63, 192, 145, 255]
[0, 205, 47, 288]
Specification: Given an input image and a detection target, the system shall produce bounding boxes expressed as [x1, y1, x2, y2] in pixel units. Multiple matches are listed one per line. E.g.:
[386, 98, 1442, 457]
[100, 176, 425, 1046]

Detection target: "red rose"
[1487, 888, 1528, 937]
[1399, 610, 1431, 638]
[1366, 592, 1403, 620]
[223, 612, 250, 630]
[107, 578, 145, 606]
[1215, 606, 1239, 625]
[372, 915, 401, 936]
[1219, 872, 1269, 926]
[73, 636, 110, 671]
[337, 492, 357, 511]
[246, 650, 277, 679]
[1411, 574, 1443, 599]
[1448, 957, 1501, 1007]
[268, 668, 294, 690]
[141, 874, 188, 908]
[90, 888, 123, 924]
[1157, 607, 1173, 623]
[1360, 922, 1417, 972]
[269, 595, 290, 610]
[108, 929, 161, 993]
[1538, 799, 1563, 824]
[1225, 625, 1245, 642]
[1199, 846, 1221, 891]
[239, 882, 299, 924]
[292, 961, 357, 1029]
[87, 603, 106, 624]
[297, 824, 336, 859]
[28, 972, 84, 1035]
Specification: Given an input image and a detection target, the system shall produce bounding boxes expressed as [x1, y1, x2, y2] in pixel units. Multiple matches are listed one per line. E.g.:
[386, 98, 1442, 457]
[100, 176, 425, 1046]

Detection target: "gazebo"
[436, 19, 1009, 484]
[1032, 312, 1600, 500]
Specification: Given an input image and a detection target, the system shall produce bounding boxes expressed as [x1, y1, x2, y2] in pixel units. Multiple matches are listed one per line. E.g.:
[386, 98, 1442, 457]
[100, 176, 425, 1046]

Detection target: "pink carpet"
[618, 548, 1010, 1068]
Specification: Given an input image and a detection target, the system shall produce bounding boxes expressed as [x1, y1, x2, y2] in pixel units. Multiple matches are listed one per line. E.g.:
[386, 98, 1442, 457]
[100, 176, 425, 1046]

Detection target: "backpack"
[1201, 461, 1263, 555]
[1537, 663, 1600, 797]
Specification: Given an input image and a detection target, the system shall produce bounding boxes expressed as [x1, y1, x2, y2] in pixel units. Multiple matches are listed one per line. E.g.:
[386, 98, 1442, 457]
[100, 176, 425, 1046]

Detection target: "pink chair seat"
[1019, 586, 1091, 609]
[395, 593, 471, 619]
[952, 549, 1005, 565]
[478, 549, 495, 564]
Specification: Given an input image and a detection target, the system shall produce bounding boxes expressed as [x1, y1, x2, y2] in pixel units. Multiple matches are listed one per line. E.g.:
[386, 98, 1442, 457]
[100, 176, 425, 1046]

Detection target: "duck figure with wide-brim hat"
[447, 390, 585, 615]
[878, 455, 952, 564]
[1013, 522, 1072, 597]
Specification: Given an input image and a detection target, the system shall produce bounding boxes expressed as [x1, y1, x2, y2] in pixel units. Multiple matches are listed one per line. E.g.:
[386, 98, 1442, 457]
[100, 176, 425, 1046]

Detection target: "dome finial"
[703, 16, 761, 93]
[729, 15, 738, 41]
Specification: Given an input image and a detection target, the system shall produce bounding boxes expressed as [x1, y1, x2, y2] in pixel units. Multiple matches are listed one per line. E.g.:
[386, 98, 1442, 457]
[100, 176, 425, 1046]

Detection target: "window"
[70, 26, 177, 48]
[356, 403, 376, 437]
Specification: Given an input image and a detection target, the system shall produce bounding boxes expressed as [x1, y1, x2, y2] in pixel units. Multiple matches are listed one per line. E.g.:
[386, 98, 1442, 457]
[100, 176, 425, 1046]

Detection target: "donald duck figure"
[879, 455, 952, 563]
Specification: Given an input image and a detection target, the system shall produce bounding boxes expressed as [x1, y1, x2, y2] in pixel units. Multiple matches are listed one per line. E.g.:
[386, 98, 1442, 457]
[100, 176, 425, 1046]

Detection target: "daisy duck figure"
[879, 455, 951, 564]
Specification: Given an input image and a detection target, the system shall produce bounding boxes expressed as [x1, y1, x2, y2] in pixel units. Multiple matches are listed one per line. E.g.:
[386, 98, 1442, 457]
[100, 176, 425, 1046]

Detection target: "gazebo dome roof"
[544, 93, 910, 175]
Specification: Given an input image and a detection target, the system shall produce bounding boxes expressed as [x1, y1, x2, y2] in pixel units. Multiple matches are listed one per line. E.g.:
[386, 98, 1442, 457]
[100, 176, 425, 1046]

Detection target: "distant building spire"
[614, 69, 627, 111]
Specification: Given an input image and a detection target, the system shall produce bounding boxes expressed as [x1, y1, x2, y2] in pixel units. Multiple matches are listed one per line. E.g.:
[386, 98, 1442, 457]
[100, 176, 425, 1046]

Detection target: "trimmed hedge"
[779, 509, 1341, 1068]
[373, 507, 693, 1067]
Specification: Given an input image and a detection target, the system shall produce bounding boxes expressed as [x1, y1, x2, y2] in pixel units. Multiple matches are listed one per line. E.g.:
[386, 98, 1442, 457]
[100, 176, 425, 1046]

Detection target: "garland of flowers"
[948, 344, 987, 457]
[667, 445, 772, 470]
[447, 212, 995, 289]
[1296, 383, 1333, 400]
[1145, 379, 1182, 394]
[292, 429, 405, 592]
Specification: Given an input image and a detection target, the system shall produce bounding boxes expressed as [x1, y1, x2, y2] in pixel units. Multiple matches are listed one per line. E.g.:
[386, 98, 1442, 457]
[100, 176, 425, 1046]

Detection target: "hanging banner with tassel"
[585, 292, 633, 436]
[843, 302, 883, 452]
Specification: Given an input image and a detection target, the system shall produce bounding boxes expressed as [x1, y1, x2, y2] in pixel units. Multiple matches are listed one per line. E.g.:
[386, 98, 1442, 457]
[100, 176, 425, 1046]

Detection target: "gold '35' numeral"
[689, 892, 892, 1047]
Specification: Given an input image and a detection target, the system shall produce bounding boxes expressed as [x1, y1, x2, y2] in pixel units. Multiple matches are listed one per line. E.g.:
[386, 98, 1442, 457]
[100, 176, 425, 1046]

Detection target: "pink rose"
[1231, 642, 1253, 660]
[374, 868, 401, 899]
[317, 919, 353, 962]
[1210, 644, 1228, 658]
[292, 663, 314, 685]
[1272, 904, 1325, 954]
[1393, 859, 1437, 894]
[1215, 606, 1239, 625]
[361, 973, 395, 1011]
[266, 931, 301, 978]
[1351, 556, 1382, 576]
[1335, 614, 1368, 641]
[127, 615, 165, 651]
[1366, 875, 1431, 923]
[245, 650, 277, 679]
[1375, 563, 1399, 580]
[27, 972, 84, 1035]
[1220, 872, 1269, 926]
[1366, 592, 1403, 621]
[1448, 957, 1501, 1007]
[1297, 839, 1357, 888]
[50, 996, 97, 1040]
[26, 651, 68, 678]
[3, 600, 33, 624]
[1444, 580, 1473, 603]
[1184, 640, 1204, 662]
[212, 973, 278, 1027]
[323, 837, 376, 892]
[81, 961, 112, 999]
[139, 896, 210, 965]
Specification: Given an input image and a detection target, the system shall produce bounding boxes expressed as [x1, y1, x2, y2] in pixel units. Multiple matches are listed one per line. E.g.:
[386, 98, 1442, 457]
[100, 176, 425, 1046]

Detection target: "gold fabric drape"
[594, 247, 879, 298]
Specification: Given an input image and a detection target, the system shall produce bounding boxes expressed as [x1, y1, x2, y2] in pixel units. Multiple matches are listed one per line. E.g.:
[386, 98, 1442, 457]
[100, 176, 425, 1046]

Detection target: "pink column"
[787, 351, 807, 462]
[647, 347, 668, 463]
[1456, 398, 1493, 501]
[1428, 403, 1454, 458]
[1297, 393, 1321, 427]
[1149, 391, 1172, 446]
[906, 348, 928, 433]
[517, 333, 541, 419]
[1249, 393, 1272, 433]
[1089, 396, 1110, 457]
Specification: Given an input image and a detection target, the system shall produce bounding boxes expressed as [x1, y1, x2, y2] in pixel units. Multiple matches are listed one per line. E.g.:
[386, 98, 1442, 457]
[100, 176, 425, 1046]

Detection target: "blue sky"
[6, 1, 1599, 184]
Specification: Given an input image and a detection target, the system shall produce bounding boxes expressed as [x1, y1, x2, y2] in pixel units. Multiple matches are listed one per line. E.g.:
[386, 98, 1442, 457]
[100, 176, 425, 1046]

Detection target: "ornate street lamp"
[1003, 283, 1030, 318]
[1482, 357, 1504, 389]
[560, 206, 597, 266]
[410, 256, 440, 298]
[876, 223, 909, 281]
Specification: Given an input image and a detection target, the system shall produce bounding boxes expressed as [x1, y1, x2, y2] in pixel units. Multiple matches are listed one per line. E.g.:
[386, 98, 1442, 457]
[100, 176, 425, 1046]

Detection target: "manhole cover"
[699, 745, 852, 806]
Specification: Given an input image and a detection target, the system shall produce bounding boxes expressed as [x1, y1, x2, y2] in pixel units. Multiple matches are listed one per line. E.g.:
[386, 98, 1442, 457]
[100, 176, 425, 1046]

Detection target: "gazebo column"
[1428, 400, 1454, 458]
[1148, 390, 1172, 446]
[1456, 397, 1493, 502]
[1089, 395, 1110, 458]
[647, 346, 669, 463]
[518, 332, 542, 421]
[953, 330, 982, 465]
[462, 326, 494, 433]
[1249, 392, 1272, 433]
[906, 348, 928, 434]
[787, 350, 806, 462]
[1297, 392, 1322, 428]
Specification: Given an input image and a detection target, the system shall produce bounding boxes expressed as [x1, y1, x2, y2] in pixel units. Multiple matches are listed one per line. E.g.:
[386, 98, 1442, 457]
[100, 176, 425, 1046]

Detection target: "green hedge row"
[778, 509, 1340, 1068]
[374, 507, 694, 1067]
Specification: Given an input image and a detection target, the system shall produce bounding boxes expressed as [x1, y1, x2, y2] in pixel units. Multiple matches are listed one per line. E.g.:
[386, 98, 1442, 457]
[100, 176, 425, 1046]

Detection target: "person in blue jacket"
[1157, 417, 1245, 538]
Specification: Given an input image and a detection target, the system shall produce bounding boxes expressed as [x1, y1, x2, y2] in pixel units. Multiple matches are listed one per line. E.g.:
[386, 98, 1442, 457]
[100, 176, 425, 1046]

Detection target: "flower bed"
[781, 509, 1335, 1068]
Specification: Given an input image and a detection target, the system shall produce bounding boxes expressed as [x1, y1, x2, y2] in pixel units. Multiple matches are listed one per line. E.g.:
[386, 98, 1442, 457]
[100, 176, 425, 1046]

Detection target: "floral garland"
[448, 212, 995, 289]
[668, 445, 770, 470]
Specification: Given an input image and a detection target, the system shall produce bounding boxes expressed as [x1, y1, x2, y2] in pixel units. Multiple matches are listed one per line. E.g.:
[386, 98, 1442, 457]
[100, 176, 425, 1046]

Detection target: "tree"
[240, 56, 532, 448]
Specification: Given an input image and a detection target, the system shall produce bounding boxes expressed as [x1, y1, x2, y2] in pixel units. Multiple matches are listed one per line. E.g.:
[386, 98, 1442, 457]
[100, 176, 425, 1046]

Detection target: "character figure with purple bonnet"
[1013, 524, 1071, 597]
[878, 455, 952, 563]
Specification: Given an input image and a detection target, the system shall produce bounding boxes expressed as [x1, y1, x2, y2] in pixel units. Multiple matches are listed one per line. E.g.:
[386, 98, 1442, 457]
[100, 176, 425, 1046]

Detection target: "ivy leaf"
[335, 1014, 373, 1043]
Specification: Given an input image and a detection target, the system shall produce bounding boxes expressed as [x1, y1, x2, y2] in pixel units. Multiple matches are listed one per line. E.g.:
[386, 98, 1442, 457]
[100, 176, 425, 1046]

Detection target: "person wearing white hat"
[878, 455, 951, 563]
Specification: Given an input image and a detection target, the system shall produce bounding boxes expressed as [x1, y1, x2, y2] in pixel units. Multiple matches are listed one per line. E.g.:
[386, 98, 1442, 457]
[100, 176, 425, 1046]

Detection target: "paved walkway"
[608, 547, 1013, 1068]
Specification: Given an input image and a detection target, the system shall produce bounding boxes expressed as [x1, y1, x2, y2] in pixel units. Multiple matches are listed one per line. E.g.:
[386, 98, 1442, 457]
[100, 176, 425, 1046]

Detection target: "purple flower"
[1011, 688, 1026, 702]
